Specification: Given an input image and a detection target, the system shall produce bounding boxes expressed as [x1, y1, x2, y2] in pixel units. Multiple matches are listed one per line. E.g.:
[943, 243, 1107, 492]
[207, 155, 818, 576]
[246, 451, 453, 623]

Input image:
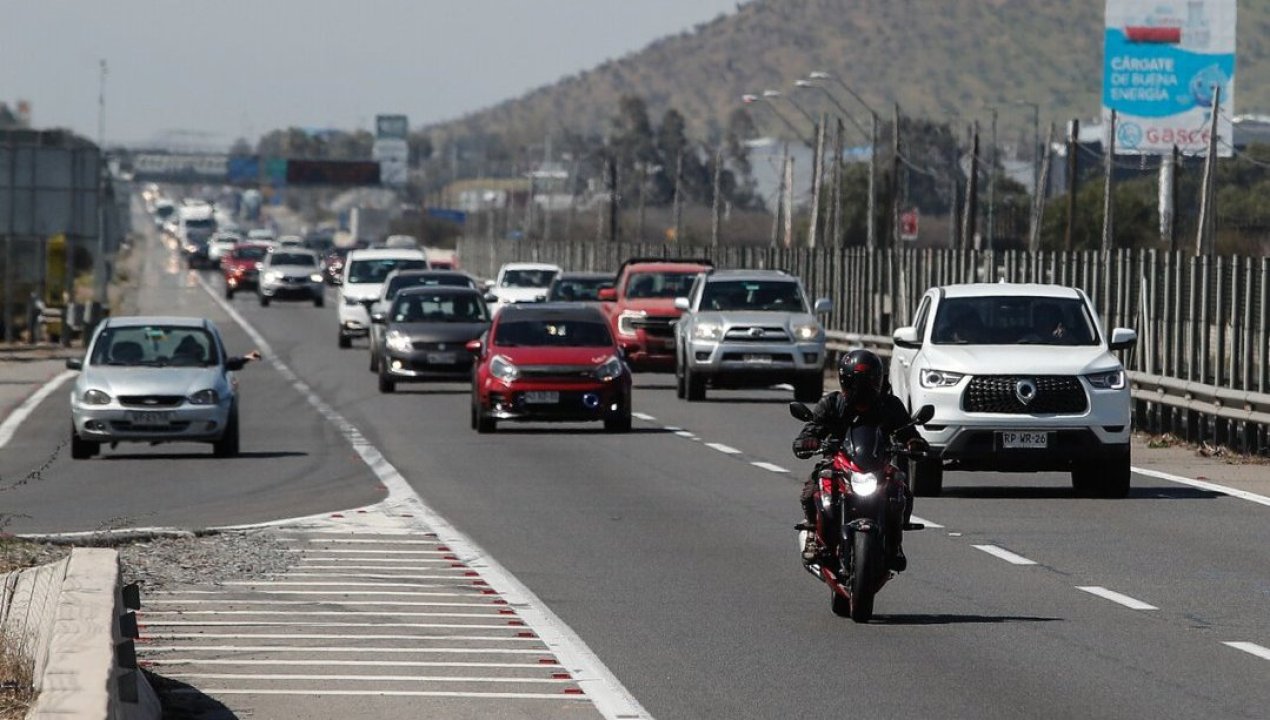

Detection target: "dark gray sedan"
[370, 286, 490, 393]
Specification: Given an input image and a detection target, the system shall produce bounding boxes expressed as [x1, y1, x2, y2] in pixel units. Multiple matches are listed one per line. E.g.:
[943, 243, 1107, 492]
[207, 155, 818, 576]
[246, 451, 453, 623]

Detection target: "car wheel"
[686, 365, 706, 402]
[338, 331, 351, 349]
[225, 286, 234, 300]
[213, 408, 240, 458]
[909, 457, 944, 497]
[794, 373, 824, 403]
[259, 294, 270, 307]
[378, 372, 395, 394]
[369, 350, 379, 372]
[476, 403, 497, 434]
[70, 426, 98, 460]
[314, 294, 325, 308]
[469, 394, 479, 430]
[605, 399, 633, 433]
[675, 352, 686, 399]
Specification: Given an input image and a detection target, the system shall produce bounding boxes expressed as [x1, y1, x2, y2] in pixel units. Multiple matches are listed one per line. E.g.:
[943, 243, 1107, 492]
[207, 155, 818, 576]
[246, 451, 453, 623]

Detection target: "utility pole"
[94, 58, 108, 307]
[866, 111, 878, 249]
[831, 117, 844, 246]
[710, 146, 724, 247]
[1195, 86, 1221, 256]
[1064, 119, 1080, 252]
[1101, 109, 1117, 253]
[987, 107, 997, 250]
[782, 154, 795, 248]
[890, 103, 902, 248]
[565, 157, 578, 242]
[807, 114, 825, 248]
[962, 123, 980, 250]
[771, 144, 787, 248]
[635, 162, 647, 243]
[608, 157, 619, 243]
[1029, 123, 1056, 252]
[672, 152, 684, 243]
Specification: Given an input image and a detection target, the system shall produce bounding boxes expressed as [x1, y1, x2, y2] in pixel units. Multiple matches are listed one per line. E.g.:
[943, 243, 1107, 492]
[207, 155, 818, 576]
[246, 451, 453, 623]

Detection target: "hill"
[425, 0, 1270, 146]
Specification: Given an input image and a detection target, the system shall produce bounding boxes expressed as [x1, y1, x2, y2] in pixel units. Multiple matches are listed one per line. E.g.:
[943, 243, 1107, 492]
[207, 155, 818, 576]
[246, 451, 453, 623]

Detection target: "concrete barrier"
[0, 548, 160, 720]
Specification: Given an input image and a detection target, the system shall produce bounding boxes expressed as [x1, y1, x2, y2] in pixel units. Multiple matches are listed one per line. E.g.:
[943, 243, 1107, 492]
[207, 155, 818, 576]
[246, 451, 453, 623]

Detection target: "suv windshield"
[270, 253, 315, 267]
[500, 269, 557, 288]
[699, 280, 806, 312]
[391, 293, 488, 323]
[548, 277, 611, 301]
[494, 319, 612, 347]
[386, 274, 473, 300]
[183, 218, 215, 231]
[348, 258, 427, 284]
[625, 271, 699, 299]
[234, 246, 268, 261]
[931, 296, 1098, 346]
[90, 325, 220, 367]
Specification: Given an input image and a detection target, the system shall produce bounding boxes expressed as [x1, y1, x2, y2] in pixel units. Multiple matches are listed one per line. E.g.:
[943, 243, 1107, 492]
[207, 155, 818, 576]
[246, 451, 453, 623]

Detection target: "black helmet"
[838, 349, 885, 408]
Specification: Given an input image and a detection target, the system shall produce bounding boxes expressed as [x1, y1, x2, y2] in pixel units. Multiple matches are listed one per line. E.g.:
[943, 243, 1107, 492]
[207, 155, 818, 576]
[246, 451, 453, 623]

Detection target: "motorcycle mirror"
[788, 402, 814, 422]
[913, 404, 935, 425]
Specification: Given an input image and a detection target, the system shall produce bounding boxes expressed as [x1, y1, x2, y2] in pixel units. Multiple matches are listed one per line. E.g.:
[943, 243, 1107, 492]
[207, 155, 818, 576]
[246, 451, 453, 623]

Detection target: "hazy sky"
[1, 1, 741, 147]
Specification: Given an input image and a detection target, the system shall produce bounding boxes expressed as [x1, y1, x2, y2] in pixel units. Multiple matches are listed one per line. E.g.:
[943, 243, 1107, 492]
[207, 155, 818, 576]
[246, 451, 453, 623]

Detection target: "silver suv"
[674, 269, 831, 402]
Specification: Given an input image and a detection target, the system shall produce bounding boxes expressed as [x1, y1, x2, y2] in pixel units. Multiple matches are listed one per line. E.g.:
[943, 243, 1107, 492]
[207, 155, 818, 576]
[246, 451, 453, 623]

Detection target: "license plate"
[743, 354, 772, 364]
[425, 352, 457, 365]
[523, 391, 560, 405]
[1000, 431, 1049, 449]
[127, 411, 173, 427]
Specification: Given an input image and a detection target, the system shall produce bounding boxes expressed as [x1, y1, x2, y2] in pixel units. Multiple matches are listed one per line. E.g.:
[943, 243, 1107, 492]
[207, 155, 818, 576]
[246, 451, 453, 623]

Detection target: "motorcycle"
[788, 401, 935, 622]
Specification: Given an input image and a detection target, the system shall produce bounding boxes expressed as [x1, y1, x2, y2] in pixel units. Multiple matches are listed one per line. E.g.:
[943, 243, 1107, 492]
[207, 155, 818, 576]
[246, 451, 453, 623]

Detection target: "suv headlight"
[83, 389, 112, 405]
[792, 321, 821, 341]
[188, 389, 220, 405]
[920, 369, 964, 388]
[596, 355, 624, 382]
[265, 271, 282, 282]
[692, 323, 722, 341]
[490, 355, 519, 382]
[617, 310, 646, 337]
[1085, 369, 1126, 390]
[309, 273, 324, 283]
[385, 330, 413, 353]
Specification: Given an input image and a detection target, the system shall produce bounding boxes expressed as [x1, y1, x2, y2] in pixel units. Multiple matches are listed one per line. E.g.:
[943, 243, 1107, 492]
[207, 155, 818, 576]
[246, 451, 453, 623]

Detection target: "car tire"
[378, 372, 395, 394]
[476, 403, 497, 434]
[225, 286, 234, 300]
[70, 426, 98, 460]
[674, 352, 687, 399]
[259, 294, 270, 307]
[314, 295, 325, 308]
[685, 366, 706, 402]
[213, 408, 240, 458]
[469, 394, 479, 430]
[605, 400, 633, 433]
[909, 457, 944, 497]
[369, 350, 379, 373]
[794, 373, 824, 403]
[338, 331, 351, 349]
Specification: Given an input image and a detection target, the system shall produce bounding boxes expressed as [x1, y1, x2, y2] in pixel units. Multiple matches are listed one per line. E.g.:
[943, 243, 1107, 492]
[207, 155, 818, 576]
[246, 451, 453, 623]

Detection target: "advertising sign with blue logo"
[1103, 0, 1235, 156]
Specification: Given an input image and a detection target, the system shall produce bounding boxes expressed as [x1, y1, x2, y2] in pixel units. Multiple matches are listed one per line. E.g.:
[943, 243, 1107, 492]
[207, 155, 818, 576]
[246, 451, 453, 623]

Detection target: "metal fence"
[458, 237, 1270, 452]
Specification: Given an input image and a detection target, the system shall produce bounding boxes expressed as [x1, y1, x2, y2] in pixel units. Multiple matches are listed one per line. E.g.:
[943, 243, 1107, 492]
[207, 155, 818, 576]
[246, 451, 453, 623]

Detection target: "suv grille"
[724, 326, 791, 342]
[631, 316, 676, 338]
[961, 376, 1088, 414]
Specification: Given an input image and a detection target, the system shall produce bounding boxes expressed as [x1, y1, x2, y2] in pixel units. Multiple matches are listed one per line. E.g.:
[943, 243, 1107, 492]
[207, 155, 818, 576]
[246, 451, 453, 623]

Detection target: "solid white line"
[1075, 586, 1157, 610]
[972, 545, 1038, 566]
[143, 599, 493, 608]
[294, 565, 453, 571]
[750, 461, 789, 473]
[143, 611, 502, 619]
[299, 556, 450, 562]
[283, 573, 468, 580]
[165, 688, 582, 699]
[163, 672, 566, 684]
[1222, 642, 1270, 661]
[143, 646, 547, 655]
[143, 633, 540, 641]
[150, 659, 557, 669]
[142, 621, 519, 630]
[908, 515, 944, 529]
[291, 538, 444, 545]
[705, 443, 742, 455]
[631, 412, 655, 421]
[149, 590, 484, 597]
[0, 370, 75, 449]
[197, 273, 651, 720]
[1132, 467, 1270, 509]
[218, 580, 471, 587]
[288, 549, 449, 555]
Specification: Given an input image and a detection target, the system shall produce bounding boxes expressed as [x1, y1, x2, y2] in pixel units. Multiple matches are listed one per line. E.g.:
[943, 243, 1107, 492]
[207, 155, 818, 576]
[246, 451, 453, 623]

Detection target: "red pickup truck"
[598, 257, 712, 371]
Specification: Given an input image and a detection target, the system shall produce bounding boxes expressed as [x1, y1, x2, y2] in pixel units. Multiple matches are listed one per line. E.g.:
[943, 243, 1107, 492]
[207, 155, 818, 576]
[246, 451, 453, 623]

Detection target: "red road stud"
[450, 563, 466, 568]
[464, 571, 480, 577]
[329, 514, 344, 518]
[508, 620, 525, 626]
[491, 599, 508, 605]
[481, 589, 497, 595]
[552, 672, 572, 680]
[517, 631, 537, 638]
[436, 546, 450, 551]
[563, 687, 584, 695]
[538, 658, 556, 664]
[471, 580, 488, 586]
[498, 609, 515, 615]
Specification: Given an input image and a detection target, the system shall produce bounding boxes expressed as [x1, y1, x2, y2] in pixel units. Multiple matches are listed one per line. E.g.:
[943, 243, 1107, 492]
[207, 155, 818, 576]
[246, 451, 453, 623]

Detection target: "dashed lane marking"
[972, 545, 1038, 566]
[750, 461, 790, 473]
[1222, 642, 1270, 661]
[631, 412, 656, 421]
[704, 443, 742, 454]
[909, 515, 944, 529]
[1075, 586, 1158, 611]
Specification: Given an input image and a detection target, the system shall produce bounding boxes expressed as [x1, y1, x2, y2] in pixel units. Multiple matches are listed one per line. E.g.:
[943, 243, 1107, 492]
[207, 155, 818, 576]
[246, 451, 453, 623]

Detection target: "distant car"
[370, 286, 491, 393]
[258, 249, 325, 307]
[546, 272, 613, 303]
[222, 242, 272, 299]
[337, 248, 429, 348]
[277, 235, 305, 248]
[599, 257, 713, 371]
[368, 270, 480, 372]
[469, 303, 632, 434]
[66, 316, 256, 459]
[247, 228, 277, 244]
[382, 234, 420, 249]
[207, 232, 243, 264]
[485, 262, 560, 313]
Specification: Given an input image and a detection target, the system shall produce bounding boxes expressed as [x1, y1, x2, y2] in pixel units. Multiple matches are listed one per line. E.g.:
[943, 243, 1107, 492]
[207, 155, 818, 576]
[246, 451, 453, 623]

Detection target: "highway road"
[3, 218, 1269, 719]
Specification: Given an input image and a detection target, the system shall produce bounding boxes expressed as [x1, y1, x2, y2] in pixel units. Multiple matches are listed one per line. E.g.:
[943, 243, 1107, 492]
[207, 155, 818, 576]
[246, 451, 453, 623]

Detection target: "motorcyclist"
[792, 349, 927, 571]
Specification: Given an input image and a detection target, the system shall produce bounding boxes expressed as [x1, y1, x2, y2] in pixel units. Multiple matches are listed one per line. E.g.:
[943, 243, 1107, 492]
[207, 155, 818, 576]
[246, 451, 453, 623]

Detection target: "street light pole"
[742, 94, 814, 148]
[795, 80, 876, 249]
[808, 72, 881, 249]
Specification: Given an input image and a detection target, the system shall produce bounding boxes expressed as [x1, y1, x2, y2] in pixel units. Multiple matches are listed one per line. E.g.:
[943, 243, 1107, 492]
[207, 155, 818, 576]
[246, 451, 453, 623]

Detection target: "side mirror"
[66, 358, 83, 371]
[1110, 328, 1137, 351]
[370, 313, 386, 324]
[788, 401, 814, 422]
[465, 339, 482, 354]
[482, 279, 496, 291]
[484, 293, 499, 304]
[813, 298, 833, 315]
[893, 326, 921, 349]
[225, 357, 246, 372]
[673, 297, 690, 311]
[598, 287, 617, 302]
[913, 404, 936, 425]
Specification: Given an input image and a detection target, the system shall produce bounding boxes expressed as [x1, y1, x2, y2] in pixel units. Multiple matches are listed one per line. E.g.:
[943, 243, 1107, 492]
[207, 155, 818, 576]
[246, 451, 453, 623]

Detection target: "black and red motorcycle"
[788, 402, 934, 622]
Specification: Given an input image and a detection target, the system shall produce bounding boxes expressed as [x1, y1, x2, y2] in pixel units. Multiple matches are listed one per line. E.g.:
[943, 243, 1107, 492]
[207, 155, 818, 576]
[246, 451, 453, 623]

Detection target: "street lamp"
[794, 80, 870, 140]
[762, 89, 818, 127]
[804, 73, 881, 249]
[742, 93, 814, 148]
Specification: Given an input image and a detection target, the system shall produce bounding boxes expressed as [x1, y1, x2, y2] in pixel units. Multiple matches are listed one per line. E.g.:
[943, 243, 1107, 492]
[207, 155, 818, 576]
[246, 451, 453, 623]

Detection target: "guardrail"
[824, 330, 1270, 450]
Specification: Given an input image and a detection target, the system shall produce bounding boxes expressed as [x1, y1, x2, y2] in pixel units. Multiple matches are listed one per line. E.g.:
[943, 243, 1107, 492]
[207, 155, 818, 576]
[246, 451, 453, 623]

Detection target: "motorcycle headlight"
[83, 389, 111, 405]
[849, 471, 879, 497]
[188, 389, 220, 405]
[792, 321, 821, 341]
[616, 310, 646, 337]
[692, 322, 722, 341]
[920, 369, 964, 388]
[1085, 369, 1126, 390]
[385, 330, 413, 353]
[490, 354, 519, 382]
[309, 273, 324, 283]
[595, 355, 624, 382]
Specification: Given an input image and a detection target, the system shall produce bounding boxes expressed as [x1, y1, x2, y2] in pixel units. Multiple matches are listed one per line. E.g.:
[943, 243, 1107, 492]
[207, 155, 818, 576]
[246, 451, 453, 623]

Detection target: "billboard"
[1103, 0, 1236, 156]
[285, 160, 381, 186]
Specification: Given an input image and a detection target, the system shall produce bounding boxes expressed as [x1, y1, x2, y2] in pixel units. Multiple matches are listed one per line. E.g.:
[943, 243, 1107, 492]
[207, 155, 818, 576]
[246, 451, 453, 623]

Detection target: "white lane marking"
[972, 545, 1038, 566]
[164, 672, 567, 684]
[663, 425, 683, 432]
[195, 274, 650, 720]
[674, 430, 696, 439]
[150, 590, 487, 597]
[151, 659, 557, 669]
[0, 370, 75, 449]
[166, 689, 582, 699]
[705, 443, 742, 455]
[144, 611, 502, 619]
[143, 600, 492, 608]
[142, 621, 520, 630]
[1075, 586, 1158, 611]
[218, 581, 471, 588]
[283, 573, 470, 580]
[291, 567, 455, 572]
[909, 515, 944, 529]
[286, 549, 448, 555]
[750, 461, 789, 473]
[143, 633, 540, 641]
[631, 412, 656, 421]
[299, 555, 449, 561]
[1132, 467, 1270, 509]
[287, 538, 445, 545]
[144, 646, 547, 655]
[1223, 642, 1270, 661]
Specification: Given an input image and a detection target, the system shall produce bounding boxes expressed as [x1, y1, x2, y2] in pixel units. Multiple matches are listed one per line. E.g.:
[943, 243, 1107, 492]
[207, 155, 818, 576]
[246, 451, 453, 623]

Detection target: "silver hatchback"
[67, 316, 257, 459]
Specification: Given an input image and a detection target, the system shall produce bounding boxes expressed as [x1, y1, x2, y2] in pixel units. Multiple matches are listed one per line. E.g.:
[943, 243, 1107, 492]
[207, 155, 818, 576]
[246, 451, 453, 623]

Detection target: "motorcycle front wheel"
[849, 531, 881, 623]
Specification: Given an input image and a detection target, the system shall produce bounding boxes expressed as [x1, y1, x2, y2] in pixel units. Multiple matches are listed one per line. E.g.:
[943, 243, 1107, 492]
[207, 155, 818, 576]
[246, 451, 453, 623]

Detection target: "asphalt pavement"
[2, 217, 1269, 719]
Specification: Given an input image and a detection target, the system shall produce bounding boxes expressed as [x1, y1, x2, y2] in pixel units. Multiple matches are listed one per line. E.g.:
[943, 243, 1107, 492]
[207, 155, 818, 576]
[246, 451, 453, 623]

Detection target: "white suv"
[337, 248, 429, 348]
[889, 283, 1137, 498]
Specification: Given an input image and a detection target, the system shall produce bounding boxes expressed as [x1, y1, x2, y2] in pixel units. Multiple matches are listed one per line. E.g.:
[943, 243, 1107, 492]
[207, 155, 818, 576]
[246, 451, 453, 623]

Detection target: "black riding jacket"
[794, 390, 919, 450]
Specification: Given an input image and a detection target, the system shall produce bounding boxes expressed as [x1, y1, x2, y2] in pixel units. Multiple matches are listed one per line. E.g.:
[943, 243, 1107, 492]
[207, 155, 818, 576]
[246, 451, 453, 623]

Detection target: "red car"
[468, 303, 632, 434]
[598, 257, 712, 371]
[221, 242, 273, 299]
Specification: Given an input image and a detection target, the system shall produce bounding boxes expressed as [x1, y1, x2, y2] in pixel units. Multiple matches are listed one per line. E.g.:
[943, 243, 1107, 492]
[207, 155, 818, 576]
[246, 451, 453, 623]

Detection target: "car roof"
[623, 261, 711, 273]
[704, 269, 793, 283]
[347, 248, 427, 261]
[105, 316, 213, 330]
[232, 241, 273, 250]
[496, 303, 607, 322]
[388, 269, 471, 280]
[499, 262, 560, 272]
[938, 282, 1084, 299]
[555, 271, 613, 280]
[267, 248, 318, 259]
[396, 285, 482, 297]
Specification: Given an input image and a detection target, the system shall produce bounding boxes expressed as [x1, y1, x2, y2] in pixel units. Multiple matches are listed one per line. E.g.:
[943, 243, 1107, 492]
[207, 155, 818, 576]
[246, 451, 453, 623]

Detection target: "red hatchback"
[469, 304, 632, 434]
[221, 242, 272, 299]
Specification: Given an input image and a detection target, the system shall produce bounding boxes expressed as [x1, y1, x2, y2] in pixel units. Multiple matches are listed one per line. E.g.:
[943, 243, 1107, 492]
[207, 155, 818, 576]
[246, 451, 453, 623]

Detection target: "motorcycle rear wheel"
[849, 531, 879, 623]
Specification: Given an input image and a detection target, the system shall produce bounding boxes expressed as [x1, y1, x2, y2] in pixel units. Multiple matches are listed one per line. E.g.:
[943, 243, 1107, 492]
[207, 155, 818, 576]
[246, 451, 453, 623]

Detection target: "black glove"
[793, 437, 821, 459]
[905, 437, 930, 454]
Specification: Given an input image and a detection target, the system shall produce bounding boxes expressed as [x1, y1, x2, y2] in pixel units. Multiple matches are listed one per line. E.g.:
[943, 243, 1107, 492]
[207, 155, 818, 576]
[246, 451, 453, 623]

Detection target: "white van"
[337, 248, 429, 348]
